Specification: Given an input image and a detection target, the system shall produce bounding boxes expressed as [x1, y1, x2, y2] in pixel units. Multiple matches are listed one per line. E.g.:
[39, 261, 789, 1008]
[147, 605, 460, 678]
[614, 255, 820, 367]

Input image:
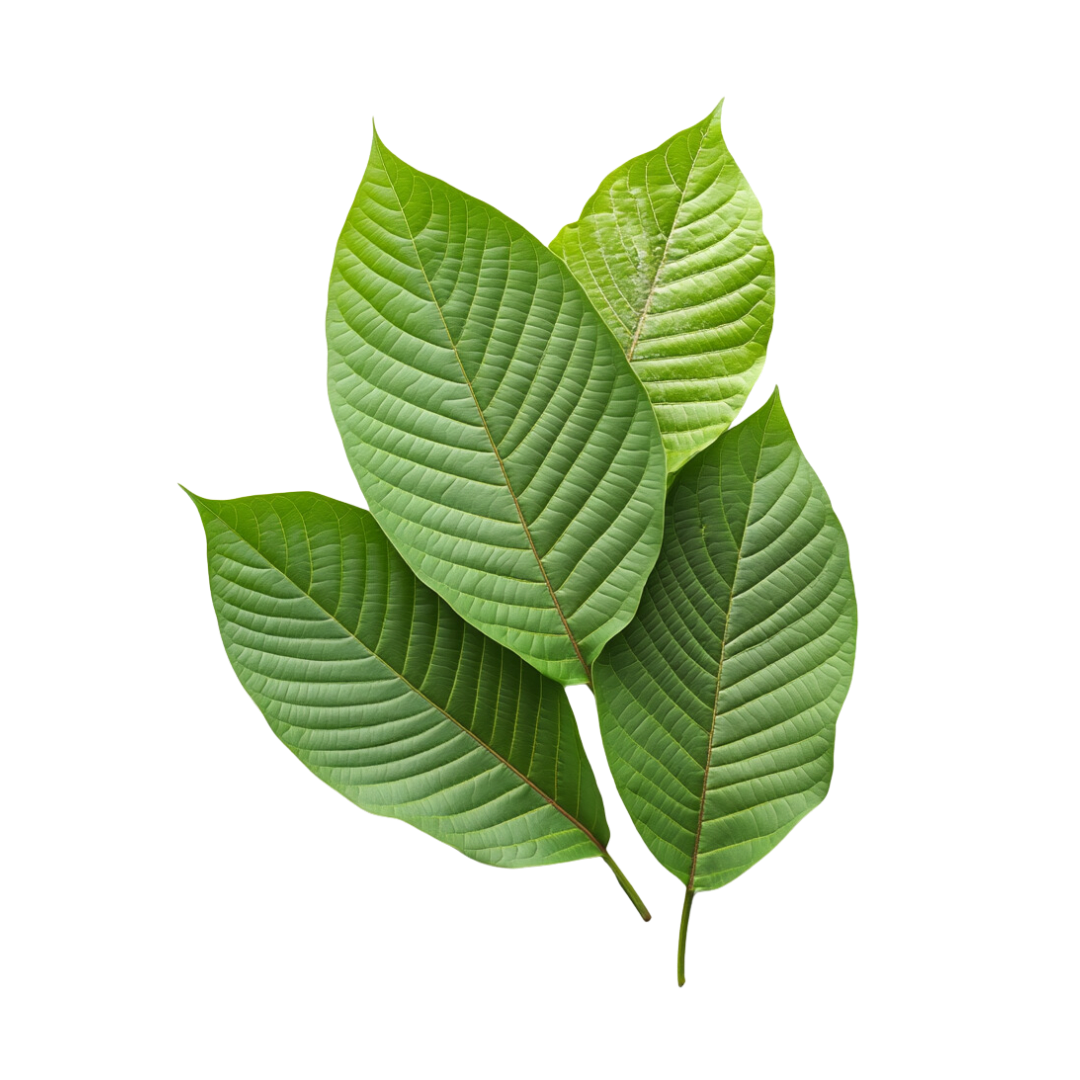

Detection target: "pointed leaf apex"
[181, 485, 216, 532]
[741, 386, 789, 438]
[370, 123, 394, 164]
[763, 384, 788, 427]
[178, 483, 200, 503]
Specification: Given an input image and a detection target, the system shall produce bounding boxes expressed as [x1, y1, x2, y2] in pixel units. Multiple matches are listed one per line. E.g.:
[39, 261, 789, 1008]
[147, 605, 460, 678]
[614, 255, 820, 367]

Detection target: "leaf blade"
[188, 488, 612, 869]
[552, 101, 775, 474]
[594, 390, 856, 973]
[327, 134, 667, 685]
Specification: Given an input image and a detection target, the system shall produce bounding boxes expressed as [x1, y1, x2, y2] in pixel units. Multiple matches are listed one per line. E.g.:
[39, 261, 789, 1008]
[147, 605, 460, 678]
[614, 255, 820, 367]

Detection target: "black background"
[172, 84, 855, 993]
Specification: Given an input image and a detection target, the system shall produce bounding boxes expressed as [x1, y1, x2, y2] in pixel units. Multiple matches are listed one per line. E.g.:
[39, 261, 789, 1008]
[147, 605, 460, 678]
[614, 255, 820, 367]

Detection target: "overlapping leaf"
[327, 134, 667, 687]
[552, 101, 775, 475]
[187, 488, 650, 909]
[593, 390, 857, 981]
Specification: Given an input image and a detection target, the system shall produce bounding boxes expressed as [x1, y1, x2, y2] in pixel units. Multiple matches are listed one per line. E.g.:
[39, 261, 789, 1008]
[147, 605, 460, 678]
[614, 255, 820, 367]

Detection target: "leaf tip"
[703, 97, 726, 131]
[759, 385, 796, 441]
[370, 120, 397, 160]
[179, 484, 212, 517]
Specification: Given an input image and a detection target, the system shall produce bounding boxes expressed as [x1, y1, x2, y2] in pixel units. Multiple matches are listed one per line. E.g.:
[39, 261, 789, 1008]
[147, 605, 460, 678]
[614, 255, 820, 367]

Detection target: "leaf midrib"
[373, 139, 593, 687]
[199, 495, 608, 856]
[686, 394, 776, 891]
[625, 127, 709, 367]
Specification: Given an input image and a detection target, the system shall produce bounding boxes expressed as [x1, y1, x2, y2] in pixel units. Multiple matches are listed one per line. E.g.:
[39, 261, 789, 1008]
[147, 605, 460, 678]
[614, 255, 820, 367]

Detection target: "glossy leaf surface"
[188, 489, 617, 871]
[327, 134, 667, 686]
[593, 390, 856, 980]
[552, 102, 774, 475]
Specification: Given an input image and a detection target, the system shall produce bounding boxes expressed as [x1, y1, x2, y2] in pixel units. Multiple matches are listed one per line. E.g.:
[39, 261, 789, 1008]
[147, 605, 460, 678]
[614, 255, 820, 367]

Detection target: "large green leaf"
[593, 390, 856, 982]
[327, 133, 667, 687]
[187, 488, 649, 914]
[551, 101, 775, 476]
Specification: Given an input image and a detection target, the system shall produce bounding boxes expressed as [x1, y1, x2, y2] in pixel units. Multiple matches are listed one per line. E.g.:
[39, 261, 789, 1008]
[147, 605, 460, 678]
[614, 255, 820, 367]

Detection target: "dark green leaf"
[593, 390, 856, 980]
[187, 488, 649, 915]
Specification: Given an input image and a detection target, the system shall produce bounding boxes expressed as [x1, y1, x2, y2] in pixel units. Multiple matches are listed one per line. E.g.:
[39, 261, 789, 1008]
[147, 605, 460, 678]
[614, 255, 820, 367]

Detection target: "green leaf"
[186, 488, 649, 915]
[593, 390, 856, 982]
[327, 132, 667, 687]
[551, 101, 775, 476]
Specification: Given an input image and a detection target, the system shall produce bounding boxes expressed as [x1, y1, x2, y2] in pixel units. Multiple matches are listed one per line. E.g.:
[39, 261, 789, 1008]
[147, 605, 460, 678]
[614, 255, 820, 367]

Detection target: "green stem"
[677, 887, 694, 986]
[601, 853, 652, 922]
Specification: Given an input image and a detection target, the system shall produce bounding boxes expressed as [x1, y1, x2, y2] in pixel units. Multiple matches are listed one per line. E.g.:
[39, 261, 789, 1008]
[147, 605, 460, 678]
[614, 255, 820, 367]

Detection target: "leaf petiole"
[677, 888, 694, 986]
[601, 853, 651, 922]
